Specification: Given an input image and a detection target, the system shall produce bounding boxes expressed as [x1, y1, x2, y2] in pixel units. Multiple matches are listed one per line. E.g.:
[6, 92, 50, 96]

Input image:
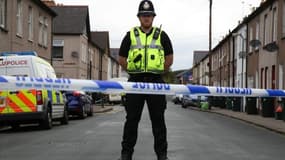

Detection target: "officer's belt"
[129, 74, 163, 82]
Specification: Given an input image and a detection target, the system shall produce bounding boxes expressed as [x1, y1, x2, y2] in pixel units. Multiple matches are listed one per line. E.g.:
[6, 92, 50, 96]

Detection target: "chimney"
[41, 0, 56, 7]
[260, 0, 266, 6]
[250, 7, 256, 13]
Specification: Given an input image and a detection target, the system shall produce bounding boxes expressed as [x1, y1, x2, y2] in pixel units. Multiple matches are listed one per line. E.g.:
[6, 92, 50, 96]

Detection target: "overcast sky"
[55, 0, 262, 71]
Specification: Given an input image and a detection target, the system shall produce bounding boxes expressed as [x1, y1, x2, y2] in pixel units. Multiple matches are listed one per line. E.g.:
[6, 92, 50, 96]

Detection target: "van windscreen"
[5, 67, 31, 77]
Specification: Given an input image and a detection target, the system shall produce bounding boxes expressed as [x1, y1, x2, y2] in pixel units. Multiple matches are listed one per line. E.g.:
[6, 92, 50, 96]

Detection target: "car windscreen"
[65, 94, 80, 100]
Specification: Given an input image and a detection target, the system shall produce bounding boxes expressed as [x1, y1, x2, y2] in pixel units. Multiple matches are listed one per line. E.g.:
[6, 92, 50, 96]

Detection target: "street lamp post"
[208, 0, 213, 110]
[209, 0, 212, 85]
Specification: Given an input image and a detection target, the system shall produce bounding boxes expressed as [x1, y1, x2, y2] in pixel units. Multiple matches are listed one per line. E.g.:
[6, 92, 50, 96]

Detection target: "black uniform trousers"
[121, 75, 168, 156]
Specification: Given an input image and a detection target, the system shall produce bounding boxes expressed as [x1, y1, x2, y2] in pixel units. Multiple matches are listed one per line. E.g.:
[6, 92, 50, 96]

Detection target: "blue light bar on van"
[0, 51, 38, 56]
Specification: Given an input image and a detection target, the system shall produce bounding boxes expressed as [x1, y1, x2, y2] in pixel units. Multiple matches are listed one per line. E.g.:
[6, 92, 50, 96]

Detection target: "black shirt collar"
[139, 27, 154, 36]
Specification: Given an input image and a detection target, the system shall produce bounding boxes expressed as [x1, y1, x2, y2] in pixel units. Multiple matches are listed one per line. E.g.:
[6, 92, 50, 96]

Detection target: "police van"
[0, 51, 68, 129]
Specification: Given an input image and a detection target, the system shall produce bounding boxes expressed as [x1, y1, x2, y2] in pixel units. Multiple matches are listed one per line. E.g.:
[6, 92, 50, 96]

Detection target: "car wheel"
[181, 101, 187, 108]
[80, 106, 87, 119]
[40, 107, 52, 129]
[60, 106, 69, 125]
[87, 106, 93, 117]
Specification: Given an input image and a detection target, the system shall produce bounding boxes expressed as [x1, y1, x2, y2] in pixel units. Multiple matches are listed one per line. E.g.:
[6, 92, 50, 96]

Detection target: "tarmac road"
[0, 102, 285, 160]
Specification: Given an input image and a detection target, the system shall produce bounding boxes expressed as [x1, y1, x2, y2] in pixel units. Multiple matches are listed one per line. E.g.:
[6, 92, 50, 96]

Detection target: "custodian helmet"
[137, 0, 156, 17]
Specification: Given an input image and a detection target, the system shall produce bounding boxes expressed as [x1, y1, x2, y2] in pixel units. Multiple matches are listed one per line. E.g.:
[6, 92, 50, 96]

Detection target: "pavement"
[188, 106, 285, 135]
[92, 104, 114, 113]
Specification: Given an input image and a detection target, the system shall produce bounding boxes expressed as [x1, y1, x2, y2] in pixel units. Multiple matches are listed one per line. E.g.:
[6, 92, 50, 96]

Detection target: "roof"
[110, 48, 119, 61]
[175, 69, 191, 78]
[32, 0, 57, 17]
[193, 51, 208, 65]
[212, 0, 276, 53]
[245, 0, 276, 23]
[90, 32, 110, 52]
[51, 6, 90, 35]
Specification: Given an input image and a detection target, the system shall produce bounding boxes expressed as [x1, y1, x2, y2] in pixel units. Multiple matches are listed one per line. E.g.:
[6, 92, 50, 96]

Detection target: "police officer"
[118, 0, 173, 160]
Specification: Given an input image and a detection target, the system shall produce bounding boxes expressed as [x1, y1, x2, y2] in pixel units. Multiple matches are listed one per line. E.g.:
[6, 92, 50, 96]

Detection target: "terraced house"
[192, 0, 285, 112]
[0, 0, 56, 61]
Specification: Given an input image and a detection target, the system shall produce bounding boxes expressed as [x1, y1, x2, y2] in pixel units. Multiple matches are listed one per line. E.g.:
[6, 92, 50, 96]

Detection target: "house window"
[264, 14, 268, 45]
[255, 21, 260, 50]
[283, 0, 285, 37]
[0, 0, 6, 29]
[272, 7, 277, 42]
[52, 40, 64, 59]
[89, 48, 94, 63]
[279, 65, 284, 89]
[28, 6, 33, 41]
[38, 15, 44, 45]
[39, 16, 48, 47]
[272, 65, 275, 89]
[43, 17, 48, 46]
[265, 67, 268, 89]
[81, 43, 87, 63]
[249, 27, 253, 52]
[16, 0, 23, 36]
[255, 70, 259, 88]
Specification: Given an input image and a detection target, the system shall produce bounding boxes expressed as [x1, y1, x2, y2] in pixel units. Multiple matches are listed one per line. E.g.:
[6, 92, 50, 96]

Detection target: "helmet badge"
[143, 1, 150, 10]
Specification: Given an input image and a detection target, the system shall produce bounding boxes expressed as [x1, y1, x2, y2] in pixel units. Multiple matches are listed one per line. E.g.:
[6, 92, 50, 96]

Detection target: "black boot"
[157, 154, 169, 160]
[118, 154, 132, 160]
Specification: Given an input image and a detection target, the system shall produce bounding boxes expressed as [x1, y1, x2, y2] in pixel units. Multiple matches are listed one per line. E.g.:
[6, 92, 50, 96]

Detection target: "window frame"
[81, 43, 87, 63]
[282, 0, 285, 38]
[0, 0, 6, 29]
[255, 21, 260, 50]
[272, 7, 277, 42]
[28, 6, 33, 41]
[43, 17, 48, 47]
[52, 39, 64, 59]
[263, 14, 268, 45]
[16, 0, 23, 37]
[249, 27, 253, 53]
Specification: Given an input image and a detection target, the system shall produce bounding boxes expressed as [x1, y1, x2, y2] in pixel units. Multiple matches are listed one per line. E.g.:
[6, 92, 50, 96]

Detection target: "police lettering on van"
[0, 60, 27, 66]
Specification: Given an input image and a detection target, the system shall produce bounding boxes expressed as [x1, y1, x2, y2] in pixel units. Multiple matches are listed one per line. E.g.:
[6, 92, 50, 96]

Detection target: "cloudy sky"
[55, 0, 262, 71]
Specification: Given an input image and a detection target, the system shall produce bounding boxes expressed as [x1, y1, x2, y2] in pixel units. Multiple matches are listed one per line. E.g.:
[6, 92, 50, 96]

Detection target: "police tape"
[0, 75, 285, 97]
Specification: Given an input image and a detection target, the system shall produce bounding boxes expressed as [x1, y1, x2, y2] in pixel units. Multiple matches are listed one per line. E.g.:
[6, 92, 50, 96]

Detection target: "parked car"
[107, 77, 128, 105]
[64, 91, 93, 119]
[181, 95, 208, 108]
[172, 94, 183, 104]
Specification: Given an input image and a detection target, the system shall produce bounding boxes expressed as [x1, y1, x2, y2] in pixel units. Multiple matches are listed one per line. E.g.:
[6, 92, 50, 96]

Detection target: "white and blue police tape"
[0, 75, 285, 97]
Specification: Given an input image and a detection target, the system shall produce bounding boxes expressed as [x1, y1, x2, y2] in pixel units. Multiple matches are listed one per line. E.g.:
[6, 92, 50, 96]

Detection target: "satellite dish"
[249, 39, 261, 48]
[264, 42, 279, 52]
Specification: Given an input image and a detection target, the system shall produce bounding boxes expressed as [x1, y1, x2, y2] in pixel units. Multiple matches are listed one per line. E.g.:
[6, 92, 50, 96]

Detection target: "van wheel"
[11, 123, 20, 130]
[60, 107, 69, 125]
[40, 107, 52, 129]
[182, 104, 187, 108]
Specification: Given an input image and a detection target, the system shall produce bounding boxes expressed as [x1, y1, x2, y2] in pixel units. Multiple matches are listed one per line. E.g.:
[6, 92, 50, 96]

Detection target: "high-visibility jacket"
[127, 27, 165, 74]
